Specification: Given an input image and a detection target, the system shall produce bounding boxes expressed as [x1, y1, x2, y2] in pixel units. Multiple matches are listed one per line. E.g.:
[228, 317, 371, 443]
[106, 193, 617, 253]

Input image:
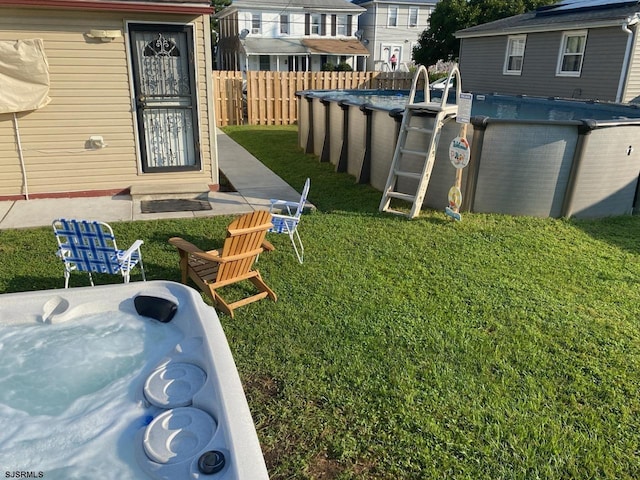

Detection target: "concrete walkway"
[0, 130, 303, 229]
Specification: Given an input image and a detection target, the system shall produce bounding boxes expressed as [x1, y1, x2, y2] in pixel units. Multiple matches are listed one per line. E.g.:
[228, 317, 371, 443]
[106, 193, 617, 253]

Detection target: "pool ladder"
[379, 65, 461, 218]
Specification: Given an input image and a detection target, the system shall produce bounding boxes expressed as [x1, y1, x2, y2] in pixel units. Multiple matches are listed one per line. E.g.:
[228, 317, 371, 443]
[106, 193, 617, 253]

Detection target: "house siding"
[623, 26, 640, 103]
[0, 8, 215, 198]
[358, 1, 435, 71]
[216, 1, 366, 72]
[460, 27, 627, 101]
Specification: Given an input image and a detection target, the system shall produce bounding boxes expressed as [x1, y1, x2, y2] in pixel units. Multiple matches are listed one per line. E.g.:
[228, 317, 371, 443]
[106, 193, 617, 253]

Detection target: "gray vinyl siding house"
[455, 1, 640, 103]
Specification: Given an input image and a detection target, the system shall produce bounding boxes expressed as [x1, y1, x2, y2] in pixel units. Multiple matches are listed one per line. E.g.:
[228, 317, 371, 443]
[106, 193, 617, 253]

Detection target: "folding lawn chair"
[52, 218, 146, 288]
[267, 178, 310, 264]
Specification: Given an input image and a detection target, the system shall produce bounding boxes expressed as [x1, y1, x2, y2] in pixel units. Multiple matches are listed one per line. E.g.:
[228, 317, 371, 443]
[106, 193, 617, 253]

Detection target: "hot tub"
[0, 281, 268, 480]
[297, 90, 640, 218]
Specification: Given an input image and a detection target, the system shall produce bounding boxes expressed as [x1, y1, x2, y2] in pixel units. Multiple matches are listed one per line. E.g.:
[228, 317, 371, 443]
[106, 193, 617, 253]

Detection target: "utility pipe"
[616, 15, 639, 102]
[12, 113, 29, 200]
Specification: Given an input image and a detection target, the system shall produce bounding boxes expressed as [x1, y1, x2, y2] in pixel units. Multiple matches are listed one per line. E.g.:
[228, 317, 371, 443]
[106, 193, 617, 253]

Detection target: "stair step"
[382, 208, 409, 216]
[130, 183, 211, 200]
[408, 102, 459, 116]
[400, 148, 427, 157]
[386, 191, 416, 202]
[405, 125, 433, 134]
[394, 170, 422, 180]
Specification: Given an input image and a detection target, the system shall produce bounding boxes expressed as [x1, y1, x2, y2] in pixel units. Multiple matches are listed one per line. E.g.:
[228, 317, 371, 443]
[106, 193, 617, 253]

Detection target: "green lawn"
[1, 125, 640, 479]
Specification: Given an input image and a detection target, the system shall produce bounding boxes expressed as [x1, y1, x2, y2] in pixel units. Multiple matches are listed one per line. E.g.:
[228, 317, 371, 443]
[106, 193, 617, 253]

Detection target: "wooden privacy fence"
[212, 70, 415, 126]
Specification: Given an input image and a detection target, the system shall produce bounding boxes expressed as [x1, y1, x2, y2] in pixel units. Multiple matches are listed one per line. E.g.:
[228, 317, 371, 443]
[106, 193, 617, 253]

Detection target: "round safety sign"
[449, 136, 470, 169]
[448, 186, 462, 209]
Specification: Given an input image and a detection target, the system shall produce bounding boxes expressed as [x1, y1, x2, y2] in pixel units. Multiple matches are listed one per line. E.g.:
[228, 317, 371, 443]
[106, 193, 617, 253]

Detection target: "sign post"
[445, 93, 472, 221]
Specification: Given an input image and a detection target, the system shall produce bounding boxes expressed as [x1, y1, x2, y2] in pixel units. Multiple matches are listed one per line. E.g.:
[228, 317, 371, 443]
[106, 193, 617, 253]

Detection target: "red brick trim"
[0, 184, 220, 201]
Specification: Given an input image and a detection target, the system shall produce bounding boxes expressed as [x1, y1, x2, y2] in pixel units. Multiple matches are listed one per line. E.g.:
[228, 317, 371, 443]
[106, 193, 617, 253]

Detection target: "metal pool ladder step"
[379, 65, 461, 219]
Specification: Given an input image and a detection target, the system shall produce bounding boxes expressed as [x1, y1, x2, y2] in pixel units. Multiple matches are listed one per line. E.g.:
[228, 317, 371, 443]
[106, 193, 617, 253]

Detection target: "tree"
[413, 0, 556, 66]
[210, 0, 231, 37]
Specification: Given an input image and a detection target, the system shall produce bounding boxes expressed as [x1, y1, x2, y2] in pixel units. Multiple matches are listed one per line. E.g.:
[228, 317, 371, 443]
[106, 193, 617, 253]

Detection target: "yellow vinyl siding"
[623, 33, 640, 102]
[0, 8, 216, 197]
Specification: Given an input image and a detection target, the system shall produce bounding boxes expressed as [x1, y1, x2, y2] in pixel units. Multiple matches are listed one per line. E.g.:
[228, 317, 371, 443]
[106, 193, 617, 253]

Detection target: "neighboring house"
[0, 0, 218, 201]
[215, 0, 369, 72]
[352, 0, 439, 71]
[456, 0, 640, 103]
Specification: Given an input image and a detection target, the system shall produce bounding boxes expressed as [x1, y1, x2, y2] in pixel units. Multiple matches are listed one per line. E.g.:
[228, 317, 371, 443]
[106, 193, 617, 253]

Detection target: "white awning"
[0, 39, 51, 114]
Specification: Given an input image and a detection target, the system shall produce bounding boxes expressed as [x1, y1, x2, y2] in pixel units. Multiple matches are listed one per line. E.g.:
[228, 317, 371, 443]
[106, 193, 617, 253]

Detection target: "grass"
[1, 124, 640, 479]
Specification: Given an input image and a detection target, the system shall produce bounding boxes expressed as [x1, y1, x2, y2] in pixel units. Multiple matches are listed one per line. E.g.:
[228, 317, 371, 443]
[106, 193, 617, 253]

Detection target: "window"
[280, 14, 289, 35]
[251, 13, 261, 34]
[503, 35, 526, 75]
[336, 15, 348, 36]
[557, 31, 586, 76]
[311, 14, 321, 35]
[388, 7, 398, 27]
[409, 7, 418, 28]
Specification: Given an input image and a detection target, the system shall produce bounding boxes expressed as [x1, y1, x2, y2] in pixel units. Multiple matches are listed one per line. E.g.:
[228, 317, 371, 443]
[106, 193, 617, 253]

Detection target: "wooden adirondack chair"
[168, 210, 277, 318]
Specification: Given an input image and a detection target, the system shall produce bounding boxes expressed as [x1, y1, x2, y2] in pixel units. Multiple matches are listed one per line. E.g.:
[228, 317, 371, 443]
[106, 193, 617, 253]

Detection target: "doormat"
[141, 199, 213, 214]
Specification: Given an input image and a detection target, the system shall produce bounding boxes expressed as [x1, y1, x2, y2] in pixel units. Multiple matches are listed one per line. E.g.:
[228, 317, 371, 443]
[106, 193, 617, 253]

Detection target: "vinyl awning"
[301, 39, 369, 56]
[242, 38, 308, 55]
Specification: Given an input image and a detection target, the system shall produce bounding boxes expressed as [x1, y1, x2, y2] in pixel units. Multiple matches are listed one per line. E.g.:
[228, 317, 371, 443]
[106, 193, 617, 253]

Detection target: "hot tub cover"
[0, 39, 51, 114]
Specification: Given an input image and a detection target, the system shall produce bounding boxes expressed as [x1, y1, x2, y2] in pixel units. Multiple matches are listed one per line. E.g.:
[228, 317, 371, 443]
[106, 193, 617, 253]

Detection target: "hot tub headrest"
[134, 295, 178, 323]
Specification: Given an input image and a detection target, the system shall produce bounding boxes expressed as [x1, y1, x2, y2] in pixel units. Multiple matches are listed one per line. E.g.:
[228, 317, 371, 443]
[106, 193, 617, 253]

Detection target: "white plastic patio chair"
[267, 178, 310, 264]
[52, 218, 146, 288]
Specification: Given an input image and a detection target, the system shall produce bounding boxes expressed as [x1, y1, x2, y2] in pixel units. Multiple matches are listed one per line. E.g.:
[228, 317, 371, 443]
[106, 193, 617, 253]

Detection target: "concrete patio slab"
[0, 130, 308, 230]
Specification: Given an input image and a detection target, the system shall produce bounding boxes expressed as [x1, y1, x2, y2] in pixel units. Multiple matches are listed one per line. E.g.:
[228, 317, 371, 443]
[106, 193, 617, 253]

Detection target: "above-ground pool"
[297, 89, 640, 218]
[0, 281, 269, 480]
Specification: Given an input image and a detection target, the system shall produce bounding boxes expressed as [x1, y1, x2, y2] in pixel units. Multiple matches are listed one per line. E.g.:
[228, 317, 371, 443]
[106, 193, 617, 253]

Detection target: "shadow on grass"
[3, 271, 170, 294]
[571, 215, 640, 255]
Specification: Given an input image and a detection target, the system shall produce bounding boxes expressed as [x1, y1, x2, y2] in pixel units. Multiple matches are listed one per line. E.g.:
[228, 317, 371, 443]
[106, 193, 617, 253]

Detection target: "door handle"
[136, 95, 147, 108]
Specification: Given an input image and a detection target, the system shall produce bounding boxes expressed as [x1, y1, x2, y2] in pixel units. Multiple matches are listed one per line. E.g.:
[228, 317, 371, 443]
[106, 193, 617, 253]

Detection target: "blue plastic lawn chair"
[52, 218, 146, 288]
[267, 178, 310, 264]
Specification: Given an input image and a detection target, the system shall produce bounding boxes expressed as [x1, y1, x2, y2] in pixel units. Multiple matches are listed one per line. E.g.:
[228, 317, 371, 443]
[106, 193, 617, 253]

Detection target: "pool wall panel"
[570, 125, 640, 217]
[312, 97, 326, 157]
[473, 123, 576, 217]
[298, 97, 309, 151]
[346, 104, 367, 180]
[422, 121, 471, 210]
[328, 102, 344, 167]
[369, 110, 398, 190]
[297, 90, 640, 218]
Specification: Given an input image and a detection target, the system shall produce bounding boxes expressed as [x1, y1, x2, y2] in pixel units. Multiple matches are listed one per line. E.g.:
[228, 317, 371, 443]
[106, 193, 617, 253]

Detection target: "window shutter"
[347, 15, 352, 34]
[331, 15, 337, 36]
[321, 14, 326, 36]
[305, 14, 310, 35]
